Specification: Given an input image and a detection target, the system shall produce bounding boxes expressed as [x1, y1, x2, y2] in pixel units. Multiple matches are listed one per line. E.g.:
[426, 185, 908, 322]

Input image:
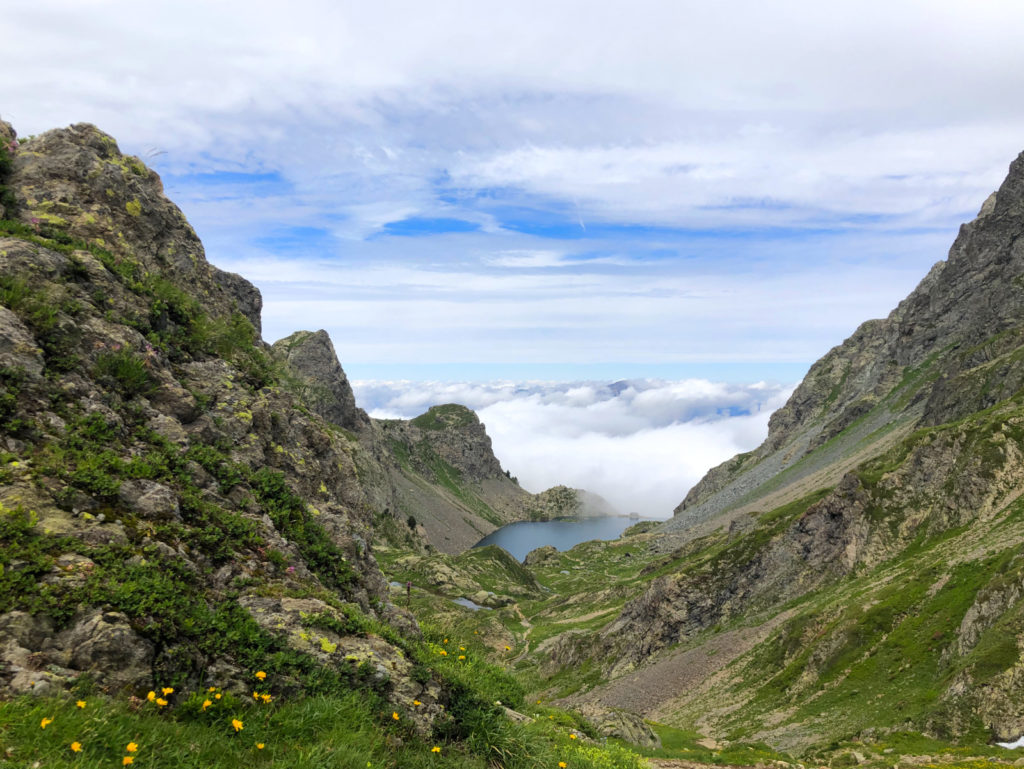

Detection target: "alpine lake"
[473, 515, 657, 561]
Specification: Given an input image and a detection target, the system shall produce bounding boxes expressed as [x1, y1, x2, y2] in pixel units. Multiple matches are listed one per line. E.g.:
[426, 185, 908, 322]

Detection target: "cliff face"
[271, 329, 369, 433]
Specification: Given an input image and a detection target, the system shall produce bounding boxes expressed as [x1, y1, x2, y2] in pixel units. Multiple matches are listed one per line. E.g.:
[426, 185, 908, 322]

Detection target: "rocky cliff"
[667, 151, 1024, 532]
[372, 403, 535, 552]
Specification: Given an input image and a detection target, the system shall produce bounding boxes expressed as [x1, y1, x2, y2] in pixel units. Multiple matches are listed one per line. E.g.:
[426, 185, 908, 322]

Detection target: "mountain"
[525, 150, 1024, 750]
[0, 118, 553, 716]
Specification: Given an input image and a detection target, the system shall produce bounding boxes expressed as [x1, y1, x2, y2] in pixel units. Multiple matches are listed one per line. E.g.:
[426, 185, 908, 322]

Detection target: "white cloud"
[353, 378, 793, 516]
[4, 1, 1023, 376]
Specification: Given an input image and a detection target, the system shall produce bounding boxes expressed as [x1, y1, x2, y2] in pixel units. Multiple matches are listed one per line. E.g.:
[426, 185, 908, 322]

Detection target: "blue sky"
[5, 1, 1024, 383]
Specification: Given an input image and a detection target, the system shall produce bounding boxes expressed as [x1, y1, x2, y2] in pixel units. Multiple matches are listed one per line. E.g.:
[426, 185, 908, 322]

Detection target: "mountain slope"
[513, 151, 1024, 751]
[664, 154, 1024, 535]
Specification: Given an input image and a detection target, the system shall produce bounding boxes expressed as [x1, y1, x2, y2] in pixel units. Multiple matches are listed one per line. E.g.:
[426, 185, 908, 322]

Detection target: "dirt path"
[553, 606, 618, 624]
[511, 605, 534, 665]
[567, 611, 792, 717]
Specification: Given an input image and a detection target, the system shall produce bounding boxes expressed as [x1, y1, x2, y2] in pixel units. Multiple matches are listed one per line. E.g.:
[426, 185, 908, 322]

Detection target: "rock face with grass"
[7, 121, 262, 333]
[667, 151, 1024, 532]
[0, 118, 531, 736]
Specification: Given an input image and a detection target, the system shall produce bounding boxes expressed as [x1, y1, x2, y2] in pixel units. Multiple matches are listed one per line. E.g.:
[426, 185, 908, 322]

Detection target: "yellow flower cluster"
[39, 682, 279, 763]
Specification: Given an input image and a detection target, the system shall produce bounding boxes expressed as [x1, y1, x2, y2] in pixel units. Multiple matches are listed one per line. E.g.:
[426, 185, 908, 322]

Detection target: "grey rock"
[573, 703, 662, 749]
[0, 305, 44, 377]
[524, 545, 559, 566]
[118, 479, 180, 521]
[59, 610, 154, 692]
[272, 330, 369, 431]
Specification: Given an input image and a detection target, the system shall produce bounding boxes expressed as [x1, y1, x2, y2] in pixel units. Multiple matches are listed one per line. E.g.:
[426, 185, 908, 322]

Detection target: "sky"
[5, 1, 1024, 514]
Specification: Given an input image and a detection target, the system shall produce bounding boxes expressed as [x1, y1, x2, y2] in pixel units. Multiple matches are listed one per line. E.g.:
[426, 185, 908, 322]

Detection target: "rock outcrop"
[9, 122, 262, 333]
[272, 329, 369, 432]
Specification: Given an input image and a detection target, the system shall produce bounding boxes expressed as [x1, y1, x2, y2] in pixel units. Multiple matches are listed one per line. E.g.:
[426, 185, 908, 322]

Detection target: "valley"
[3, 116, 1024, 769]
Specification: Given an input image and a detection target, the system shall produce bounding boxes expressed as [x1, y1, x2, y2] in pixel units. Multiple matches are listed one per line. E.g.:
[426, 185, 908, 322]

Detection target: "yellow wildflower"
[431, 746, 441, 753]
[459, 646, 465, 651]
[442, 638, 448, 644]
[569, 733, 577, 740]
[70, 742, 82, 753]
[392, 711, 400, 720]
[161, 687, 173, 696]
[126, 742, 138, 753]
[505, 646, 511, 651]
[256, 743, 265, 750]
[413, 700, 422, 706]
[208, 686, 217, 692]
[232, 718, 244, 732]
[559, 763, 567, 768]
[123, 758, 134, 766]
[156, 698, 168, 707]
[255, 671, 267, 681]
[260, 693, 272, 704]
[458, 655, 466, 660]
[146, 691, 155, 702]
[215, 693, 222, 699]
[76, 700, 86, 709]
[439, 650, 447, 656]
[252, 691, 259, 700]
[40, 717, 53, 729]
[202, 699, 212, 711]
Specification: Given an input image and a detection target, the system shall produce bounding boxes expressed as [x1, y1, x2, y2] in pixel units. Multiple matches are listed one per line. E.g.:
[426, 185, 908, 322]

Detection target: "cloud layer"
[354, 379, 794, 516]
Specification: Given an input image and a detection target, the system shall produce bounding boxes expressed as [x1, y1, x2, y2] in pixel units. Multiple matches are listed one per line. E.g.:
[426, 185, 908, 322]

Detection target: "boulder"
[59, 610, 155, 692]
[572, 703, 662, 749]
[118, 479, 180, 521]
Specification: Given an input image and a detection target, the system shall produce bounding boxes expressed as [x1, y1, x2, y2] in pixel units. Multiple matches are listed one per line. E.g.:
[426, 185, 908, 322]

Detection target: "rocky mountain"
[510, 151, 1024, 751]
[372, 403, 536, 552]
[0, 117, 562, 731]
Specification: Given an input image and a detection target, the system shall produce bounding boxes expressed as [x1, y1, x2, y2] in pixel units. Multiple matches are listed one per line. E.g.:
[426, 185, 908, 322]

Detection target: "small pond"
[451, 597, 491, 611]
[473, 516, 657, 562]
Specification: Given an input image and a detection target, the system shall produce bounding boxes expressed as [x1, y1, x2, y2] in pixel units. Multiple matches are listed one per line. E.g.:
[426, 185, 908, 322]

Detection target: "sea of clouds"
[352, 378, 795, 518]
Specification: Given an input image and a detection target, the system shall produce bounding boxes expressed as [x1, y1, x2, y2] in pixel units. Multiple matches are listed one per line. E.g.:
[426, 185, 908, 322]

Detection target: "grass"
[0, 668, 649, 769]
[94, 349, 155, 397]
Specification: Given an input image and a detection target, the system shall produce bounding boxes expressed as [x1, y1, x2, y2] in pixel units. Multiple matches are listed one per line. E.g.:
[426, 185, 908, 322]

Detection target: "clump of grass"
[94, 349, 154, 397]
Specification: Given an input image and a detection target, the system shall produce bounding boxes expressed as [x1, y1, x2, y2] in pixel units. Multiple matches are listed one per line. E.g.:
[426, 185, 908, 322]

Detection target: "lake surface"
[473, 516, 655, 561]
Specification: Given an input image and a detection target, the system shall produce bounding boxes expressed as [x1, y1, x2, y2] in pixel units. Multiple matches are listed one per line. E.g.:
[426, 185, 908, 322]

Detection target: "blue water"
[451, 597, 491, 611]
[473, 516, 655, 562]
